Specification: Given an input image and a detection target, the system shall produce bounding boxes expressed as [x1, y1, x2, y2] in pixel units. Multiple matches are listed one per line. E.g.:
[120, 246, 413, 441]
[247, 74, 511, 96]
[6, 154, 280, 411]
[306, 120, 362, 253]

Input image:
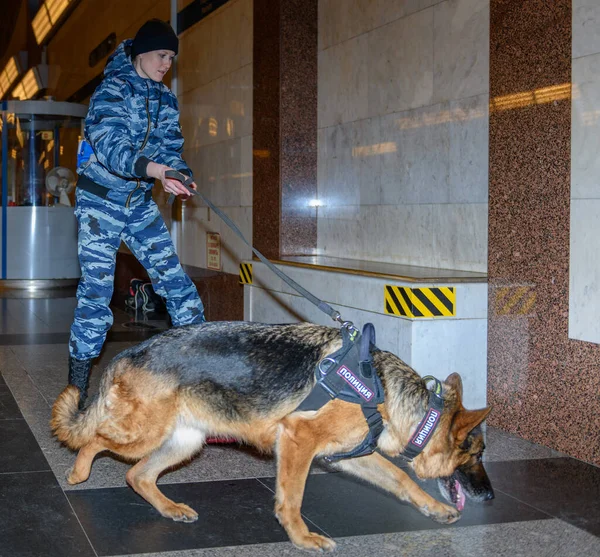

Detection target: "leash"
[165, 169, 350, 326]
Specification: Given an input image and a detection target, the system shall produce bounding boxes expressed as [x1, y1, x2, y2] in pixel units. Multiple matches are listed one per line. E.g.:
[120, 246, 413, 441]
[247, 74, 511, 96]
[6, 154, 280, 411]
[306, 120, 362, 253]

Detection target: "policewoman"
[69, 19, 205, 406]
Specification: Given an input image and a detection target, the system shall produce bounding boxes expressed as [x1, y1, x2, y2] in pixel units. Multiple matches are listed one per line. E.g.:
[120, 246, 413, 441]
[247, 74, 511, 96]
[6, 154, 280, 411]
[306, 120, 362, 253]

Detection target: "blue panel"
[1, 102, 8, 279]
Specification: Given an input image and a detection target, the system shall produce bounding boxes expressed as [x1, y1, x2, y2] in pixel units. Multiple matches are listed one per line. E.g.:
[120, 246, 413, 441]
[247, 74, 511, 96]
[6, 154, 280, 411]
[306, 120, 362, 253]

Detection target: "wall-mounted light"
[226, 117, 234, 137]
[208, 117, 218, 137]
[308, 199, 323, 207]
[32, 0, 73, 45]
[0, 56, 21, 99]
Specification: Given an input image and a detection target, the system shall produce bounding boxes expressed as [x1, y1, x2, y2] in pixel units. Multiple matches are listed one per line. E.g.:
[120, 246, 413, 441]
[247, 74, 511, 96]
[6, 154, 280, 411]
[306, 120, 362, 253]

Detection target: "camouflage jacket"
[78, 40, 192, 204]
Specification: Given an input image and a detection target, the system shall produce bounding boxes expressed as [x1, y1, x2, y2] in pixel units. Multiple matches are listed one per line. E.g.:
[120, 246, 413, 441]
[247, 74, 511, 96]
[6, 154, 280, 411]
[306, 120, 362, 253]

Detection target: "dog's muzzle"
[437, 463, 494, 511]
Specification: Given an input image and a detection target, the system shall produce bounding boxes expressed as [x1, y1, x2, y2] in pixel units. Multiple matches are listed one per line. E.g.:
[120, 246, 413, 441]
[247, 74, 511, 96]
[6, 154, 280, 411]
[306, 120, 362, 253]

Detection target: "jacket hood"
[104, 39, 169, 98]
[105, 40, 138, 81]
[105, 39, 164, 98]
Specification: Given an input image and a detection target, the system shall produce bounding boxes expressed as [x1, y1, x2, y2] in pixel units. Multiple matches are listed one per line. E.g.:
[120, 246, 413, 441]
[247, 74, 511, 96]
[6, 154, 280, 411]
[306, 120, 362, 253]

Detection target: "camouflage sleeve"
[155, 97, 193, 178]
[85, 78, 145, 178]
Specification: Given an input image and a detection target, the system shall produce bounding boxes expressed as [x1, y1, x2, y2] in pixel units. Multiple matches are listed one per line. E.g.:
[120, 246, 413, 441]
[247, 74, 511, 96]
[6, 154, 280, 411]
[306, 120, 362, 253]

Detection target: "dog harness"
[296, 323, 385, 463]
[398, 376, 445, 461]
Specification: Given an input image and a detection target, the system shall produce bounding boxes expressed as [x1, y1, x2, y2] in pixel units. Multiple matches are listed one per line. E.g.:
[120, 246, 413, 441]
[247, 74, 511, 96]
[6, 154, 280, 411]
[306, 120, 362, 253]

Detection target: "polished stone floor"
[0, 293, 599, 557]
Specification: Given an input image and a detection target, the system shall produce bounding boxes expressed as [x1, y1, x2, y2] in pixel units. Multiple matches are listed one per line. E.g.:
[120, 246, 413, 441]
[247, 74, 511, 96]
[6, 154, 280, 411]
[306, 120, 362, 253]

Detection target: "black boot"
[68, 356, 93, 410]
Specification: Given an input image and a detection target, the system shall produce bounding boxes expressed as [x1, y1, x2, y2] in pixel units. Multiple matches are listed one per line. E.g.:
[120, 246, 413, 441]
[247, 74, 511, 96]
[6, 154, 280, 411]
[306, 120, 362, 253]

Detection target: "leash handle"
[160, 170, 344, 323]
[165, 169, 195, 205]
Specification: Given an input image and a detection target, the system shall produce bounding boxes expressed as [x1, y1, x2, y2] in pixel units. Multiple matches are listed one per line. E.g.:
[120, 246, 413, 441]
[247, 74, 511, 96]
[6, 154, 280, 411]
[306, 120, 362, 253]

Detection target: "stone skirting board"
[243, 260, 488, 410]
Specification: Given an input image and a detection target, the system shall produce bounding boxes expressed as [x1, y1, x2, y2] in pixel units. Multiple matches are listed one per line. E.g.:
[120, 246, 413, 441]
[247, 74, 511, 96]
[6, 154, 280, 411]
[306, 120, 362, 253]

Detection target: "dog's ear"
[444, 373, 463, 399]
[451, 407, 492, 443]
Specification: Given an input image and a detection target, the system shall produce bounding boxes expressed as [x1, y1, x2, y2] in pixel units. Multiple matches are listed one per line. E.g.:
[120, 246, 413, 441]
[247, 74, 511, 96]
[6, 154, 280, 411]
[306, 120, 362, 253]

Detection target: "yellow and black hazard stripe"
[239, 263, 253, 284]
[384, 286, 455, 318]
[494, 285, 535, 316]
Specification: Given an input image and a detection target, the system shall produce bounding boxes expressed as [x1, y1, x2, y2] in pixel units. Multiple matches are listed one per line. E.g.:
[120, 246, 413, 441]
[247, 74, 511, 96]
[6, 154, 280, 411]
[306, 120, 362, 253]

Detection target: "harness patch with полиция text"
[336, 365, 374, 401]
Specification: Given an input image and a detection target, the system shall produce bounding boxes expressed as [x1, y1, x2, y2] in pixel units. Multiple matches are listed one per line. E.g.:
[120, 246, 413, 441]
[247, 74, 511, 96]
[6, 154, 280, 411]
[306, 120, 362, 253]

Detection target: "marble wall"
[570, 1, 600, 344]
[176, 0, 253, 274]
[488, 0, 600, 466]
[252, 0, 318, 260]
[317, 0, 489, 272]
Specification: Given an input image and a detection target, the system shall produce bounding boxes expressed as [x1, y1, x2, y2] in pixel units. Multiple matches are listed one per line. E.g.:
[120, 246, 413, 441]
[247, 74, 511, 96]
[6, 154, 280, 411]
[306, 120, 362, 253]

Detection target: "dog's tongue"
[454, 479, 465, 511]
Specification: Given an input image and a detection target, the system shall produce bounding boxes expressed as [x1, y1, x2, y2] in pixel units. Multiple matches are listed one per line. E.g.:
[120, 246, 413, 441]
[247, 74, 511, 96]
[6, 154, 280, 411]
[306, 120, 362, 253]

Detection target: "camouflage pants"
[69, 189, 205, 359]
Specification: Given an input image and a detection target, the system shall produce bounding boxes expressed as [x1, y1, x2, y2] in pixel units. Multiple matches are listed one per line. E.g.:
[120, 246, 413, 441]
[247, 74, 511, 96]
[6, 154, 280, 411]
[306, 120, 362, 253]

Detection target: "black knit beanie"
[131, 19, 178, 58]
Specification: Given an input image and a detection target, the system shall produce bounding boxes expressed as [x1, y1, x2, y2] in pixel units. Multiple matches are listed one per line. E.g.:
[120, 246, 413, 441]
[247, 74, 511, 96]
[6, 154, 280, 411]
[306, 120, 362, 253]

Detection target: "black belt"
[77, 175, 152, 205]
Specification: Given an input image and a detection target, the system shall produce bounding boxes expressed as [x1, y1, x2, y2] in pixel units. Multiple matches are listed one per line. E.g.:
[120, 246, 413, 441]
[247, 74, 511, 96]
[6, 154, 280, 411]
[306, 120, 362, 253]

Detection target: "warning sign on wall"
[384, 285, 456, 318]
[207, 232, 221, 270]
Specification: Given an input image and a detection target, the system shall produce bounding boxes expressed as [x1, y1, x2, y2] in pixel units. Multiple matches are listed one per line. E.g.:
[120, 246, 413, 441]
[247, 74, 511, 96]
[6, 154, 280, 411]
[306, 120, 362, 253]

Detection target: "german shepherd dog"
[51, 322, 494, 552]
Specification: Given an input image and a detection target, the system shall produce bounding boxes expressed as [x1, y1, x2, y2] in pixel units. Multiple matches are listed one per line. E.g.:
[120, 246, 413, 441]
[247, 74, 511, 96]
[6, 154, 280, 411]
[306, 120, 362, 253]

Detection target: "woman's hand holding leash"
[163, 169, 196, 205]
[147, 162, 197, 199]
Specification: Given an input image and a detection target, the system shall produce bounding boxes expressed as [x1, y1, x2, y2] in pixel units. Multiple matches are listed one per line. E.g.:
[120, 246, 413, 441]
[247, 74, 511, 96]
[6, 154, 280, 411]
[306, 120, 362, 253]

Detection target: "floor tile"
[0, 298, 56, 334]
[57, 444, 284, 491]
[0, 302, 166, 345]
[0, 471, 95, 557]
[0, 389, 22, 420]
[0, 286, 77, 300]
[0, 329, 165, 346]
[115, 518, 600, 557]
[0, 419, 50, 473]
[0, 332, 70, 345]
[260, 469, 550, 539]
[67, 479, 305, 556]
[485, 458, 600, 537]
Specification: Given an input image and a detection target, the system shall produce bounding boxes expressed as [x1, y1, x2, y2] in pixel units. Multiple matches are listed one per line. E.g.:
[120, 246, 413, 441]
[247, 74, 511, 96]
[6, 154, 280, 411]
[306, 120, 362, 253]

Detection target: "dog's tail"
[50, 385, 102, 450]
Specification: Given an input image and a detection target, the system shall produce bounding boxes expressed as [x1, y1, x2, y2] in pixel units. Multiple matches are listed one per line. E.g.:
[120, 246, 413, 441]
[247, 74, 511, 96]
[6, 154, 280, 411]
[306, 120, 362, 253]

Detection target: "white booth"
[0, 100, 87, 281]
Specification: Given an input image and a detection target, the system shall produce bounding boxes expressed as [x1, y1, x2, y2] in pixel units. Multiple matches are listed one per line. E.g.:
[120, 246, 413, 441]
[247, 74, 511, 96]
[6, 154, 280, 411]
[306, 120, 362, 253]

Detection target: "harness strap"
[325, 403, 384, 463]
[296, 326, 358, 412]
[359, 322, 375, 363]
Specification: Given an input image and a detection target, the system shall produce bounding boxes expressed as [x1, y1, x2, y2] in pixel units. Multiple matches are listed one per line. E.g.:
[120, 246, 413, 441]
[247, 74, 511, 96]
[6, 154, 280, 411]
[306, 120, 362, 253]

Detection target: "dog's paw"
[427, 501, 461, 525]
[65, 466, 85, 485]
[161, 502, 199, 523]
[293, 532, 337, 552]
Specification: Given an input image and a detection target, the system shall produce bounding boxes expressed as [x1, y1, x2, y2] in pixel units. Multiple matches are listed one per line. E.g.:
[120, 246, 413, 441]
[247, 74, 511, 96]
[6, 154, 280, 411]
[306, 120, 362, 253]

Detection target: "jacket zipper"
[140, 96, 151, 150]
[126, 97, 152, 208]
